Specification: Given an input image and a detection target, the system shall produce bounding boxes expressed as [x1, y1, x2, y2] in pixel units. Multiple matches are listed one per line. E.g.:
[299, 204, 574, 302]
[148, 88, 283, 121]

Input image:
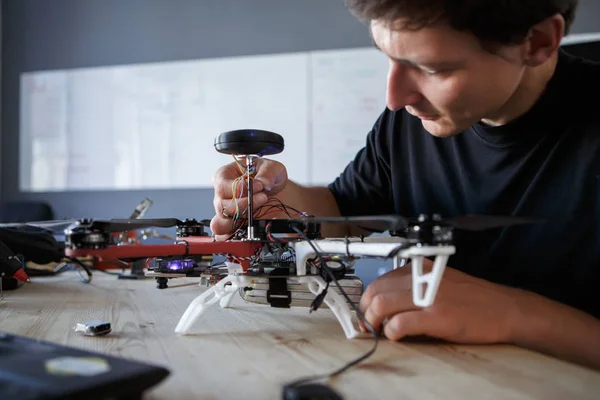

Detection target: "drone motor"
[394, 214, 454, 245]
[65, 220, 110, 249]
[175, 219, 209, 237]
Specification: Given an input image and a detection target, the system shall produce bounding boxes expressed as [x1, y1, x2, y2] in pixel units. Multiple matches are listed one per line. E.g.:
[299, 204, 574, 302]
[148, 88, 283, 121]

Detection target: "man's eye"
[423, 69, 438, 75]
[422, 68, 451, 75]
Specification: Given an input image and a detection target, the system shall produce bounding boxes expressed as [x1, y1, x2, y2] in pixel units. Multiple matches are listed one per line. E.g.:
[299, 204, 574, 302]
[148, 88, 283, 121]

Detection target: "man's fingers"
[359, 269, 413, 315]
[214, 233, 233, 242]
[213, 163, 264, 199]
[210, 192, 269, 236]
[253, 158, 287, 195]
[213, 163, 240, 198]
[383, 310, 441, 342]
[214, 176, 264, 199]
[216, 192, 269, 219]
[359, 259, 437, 315]
[210, 215, 236, 237]
[361, 289, 420, 335]
[358, 269, 413, 333]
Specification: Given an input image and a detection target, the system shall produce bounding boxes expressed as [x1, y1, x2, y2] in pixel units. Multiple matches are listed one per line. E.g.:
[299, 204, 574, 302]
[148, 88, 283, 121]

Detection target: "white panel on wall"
[0, 0, 2, 199]
[19, 33, 600, 193]
[561, 32, 600, 45]
[19, 47, 389, 192]
[309, 47, 388, 185]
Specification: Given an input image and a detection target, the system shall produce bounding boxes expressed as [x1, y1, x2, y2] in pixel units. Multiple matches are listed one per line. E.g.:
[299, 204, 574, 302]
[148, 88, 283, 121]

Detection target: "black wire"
[284, 226, 379, 388]
[231, 198, 313, 241]
[234, 199, 308, 240]
[94, 268, 123, 276]
[254, 198, 311, 220]
[89, 258, 130, 275]
[64, 256, 93, 284]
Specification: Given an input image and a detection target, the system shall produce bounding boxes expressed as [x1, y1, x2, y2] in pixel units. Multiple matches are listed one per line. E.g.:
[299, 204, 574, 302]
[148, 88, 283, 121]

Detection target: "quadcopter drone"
[3, 129, 542, 340]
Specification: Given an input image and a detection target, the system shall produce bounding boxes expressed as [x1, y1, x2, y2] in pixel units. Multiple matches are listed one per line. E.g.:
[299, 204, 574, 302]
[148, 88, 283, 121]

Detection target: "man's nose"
[386, 62, 422, 111]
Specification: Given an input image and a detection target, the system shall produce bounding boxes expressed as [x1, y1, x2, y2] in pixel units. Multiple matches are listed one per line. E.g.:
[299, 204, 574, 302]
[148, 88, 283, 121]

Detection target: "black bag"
[0, 226, 64, 265]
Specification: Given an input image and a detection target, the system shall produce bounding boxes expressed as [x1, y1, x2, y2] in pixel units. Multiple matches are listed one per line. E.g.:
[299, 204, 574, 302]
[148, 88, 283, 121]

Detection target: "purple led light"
[167, 259, 195, 271]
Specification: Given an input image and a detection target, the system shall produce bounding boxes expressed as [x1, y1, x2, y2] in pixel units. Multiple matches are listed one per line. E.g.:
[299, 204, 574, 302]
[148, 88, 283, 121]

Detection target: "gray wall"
[2, 0, 599, 219]
[570, 0, 600, 33]
[0, 0, 2, 200]
[1, 0, 370, 220]
[3, 0, 600, 219]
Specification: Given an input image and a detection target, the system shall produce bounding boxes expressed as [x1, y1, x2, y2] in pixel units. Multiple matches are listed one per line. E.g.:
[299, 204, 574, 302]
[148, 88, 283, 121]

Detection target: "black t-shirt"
[328, 49, 600, 318]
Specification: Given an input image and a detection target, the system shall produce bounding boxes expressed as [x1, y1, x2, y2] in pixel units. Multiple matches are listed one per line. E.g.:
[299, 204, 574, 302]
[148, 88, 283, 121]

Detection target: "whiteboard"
[309, 48, 389, 185]
[561, 32, 600, 45]
[19, 47, 389, 192]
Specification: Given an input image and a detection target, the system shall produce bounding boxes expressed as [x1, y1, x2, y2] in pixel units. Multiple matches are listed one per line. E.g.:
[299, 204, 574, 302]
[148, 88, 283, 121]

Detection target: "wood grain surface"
[1, 271, 599, 400]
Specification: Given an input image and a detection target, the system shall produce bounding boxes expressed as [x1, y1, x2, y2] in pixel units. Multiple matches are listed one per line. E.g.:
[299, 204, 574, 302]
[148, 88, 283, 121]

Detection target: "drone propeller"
[290, 213, 544, 233]
[289, 215, 409, 233]
[0, 218, 212, 234]
[442, 214, 545, 231]
[0, 219, 79, 233]
[72, 218, 212, 233]
[93, 218, 185, 232]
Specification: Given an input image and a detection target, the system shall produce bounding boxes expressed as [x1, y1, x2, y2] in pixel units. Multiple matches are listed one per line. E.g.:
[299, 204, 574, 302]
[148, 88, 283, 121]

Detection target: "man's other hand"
[358, 259, 521, 344]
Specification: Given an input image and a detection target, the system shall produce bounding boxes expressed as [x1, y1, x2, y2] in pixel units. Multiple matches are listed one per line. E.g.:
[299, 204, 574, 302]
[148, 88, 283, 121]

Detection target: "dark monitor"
[0, 331, 170, 400]
[561, 38, 600, 62]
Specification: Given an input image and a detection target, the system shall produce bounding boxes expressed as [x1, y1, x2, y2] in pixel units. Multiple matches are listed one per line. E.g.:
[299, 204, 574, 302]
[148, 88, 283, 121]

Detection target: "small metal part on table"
[74, 320, 112, 336]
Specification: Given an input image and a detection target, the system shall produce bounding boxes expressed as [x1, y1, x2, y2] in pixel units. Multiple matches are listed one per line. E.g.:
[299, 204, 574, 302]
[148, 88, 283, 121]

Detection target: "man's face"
[371, 20, 528, 137]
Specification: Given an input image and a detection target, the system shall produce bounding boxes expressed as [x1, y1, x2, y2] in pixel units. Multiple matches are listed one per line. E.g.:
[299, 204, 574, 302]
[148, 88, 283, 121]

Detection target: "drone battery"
[242, 277, 363, 308]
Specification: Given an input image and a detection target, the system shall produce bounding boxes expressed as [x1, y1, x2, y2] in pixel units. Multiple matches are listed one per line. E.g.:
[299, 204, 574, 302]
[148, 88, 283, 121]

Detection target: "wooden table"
[1, 271, 599, 400]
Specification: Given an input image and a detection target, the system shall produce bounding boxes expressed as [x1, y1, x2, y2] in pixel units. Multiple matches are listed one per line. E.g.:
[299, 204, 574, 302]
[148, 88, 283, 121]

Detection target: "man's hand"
[359, 258, 520, 343]
[211, 158, 288, 240]
[210, 157, 351, 239]
[359, 258, 600, 370]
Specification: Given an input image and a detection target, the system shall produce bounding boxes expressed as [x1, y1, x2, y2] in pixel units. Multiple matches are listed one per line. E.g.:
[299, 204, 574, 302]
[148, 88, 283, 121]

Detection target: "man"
[211, 0, 600, 369]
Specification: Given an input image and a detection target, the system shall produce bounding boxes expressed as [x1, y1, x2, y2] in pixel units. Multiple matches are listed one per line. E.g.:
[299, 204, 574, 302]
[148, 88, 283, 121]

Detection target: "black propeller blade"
[0, 219, 79, 233]
[443, 214, 545, 231]
[92, 218, 185, 232]
[72, 218, 212, 233]
[290, 214, 544, 233]
[289, 215, 409, 233]
[0, 218, 212, 234]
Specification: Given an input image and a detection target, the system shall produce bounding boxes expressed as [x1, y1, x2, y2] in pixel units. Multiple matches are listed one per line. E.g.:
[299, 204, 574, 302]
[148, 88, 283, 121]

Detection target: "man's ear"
[522, 13, 565, 66]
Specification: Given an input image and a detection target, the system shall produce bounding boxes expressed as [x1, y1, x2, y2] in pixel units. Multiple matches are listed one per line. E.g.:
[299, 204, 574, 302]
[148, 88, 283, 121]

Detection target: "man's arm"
[510, 290, 600, 370]
[275, 181, 370, 238]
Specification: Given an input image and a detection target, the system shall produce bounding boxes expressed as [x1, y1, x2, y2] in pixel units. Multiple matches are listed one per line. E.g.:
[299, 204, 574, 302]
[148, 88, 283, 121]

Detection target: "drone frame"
[172, 235, 454, 338]
[7, 128, 539, 341]
[64, 228, 454, 339]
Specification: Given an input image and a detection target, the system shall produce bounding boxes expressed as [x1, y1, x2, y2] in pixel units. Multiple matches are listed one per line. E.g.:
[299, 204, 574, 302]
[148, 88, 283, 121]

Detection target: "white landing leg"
[393, 256, 407, 270]
[175, 262, 250, 334]
[292, 239, 455, 311]
[292, 276, 365, 339]
[409, 253, 450, 307]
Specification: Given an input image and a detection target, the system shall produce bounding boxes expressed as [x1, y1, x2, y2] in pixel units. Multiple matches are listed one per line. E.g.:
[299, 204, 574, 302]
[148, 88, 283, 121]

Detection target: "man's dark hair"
[344, 0, 579, 46]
